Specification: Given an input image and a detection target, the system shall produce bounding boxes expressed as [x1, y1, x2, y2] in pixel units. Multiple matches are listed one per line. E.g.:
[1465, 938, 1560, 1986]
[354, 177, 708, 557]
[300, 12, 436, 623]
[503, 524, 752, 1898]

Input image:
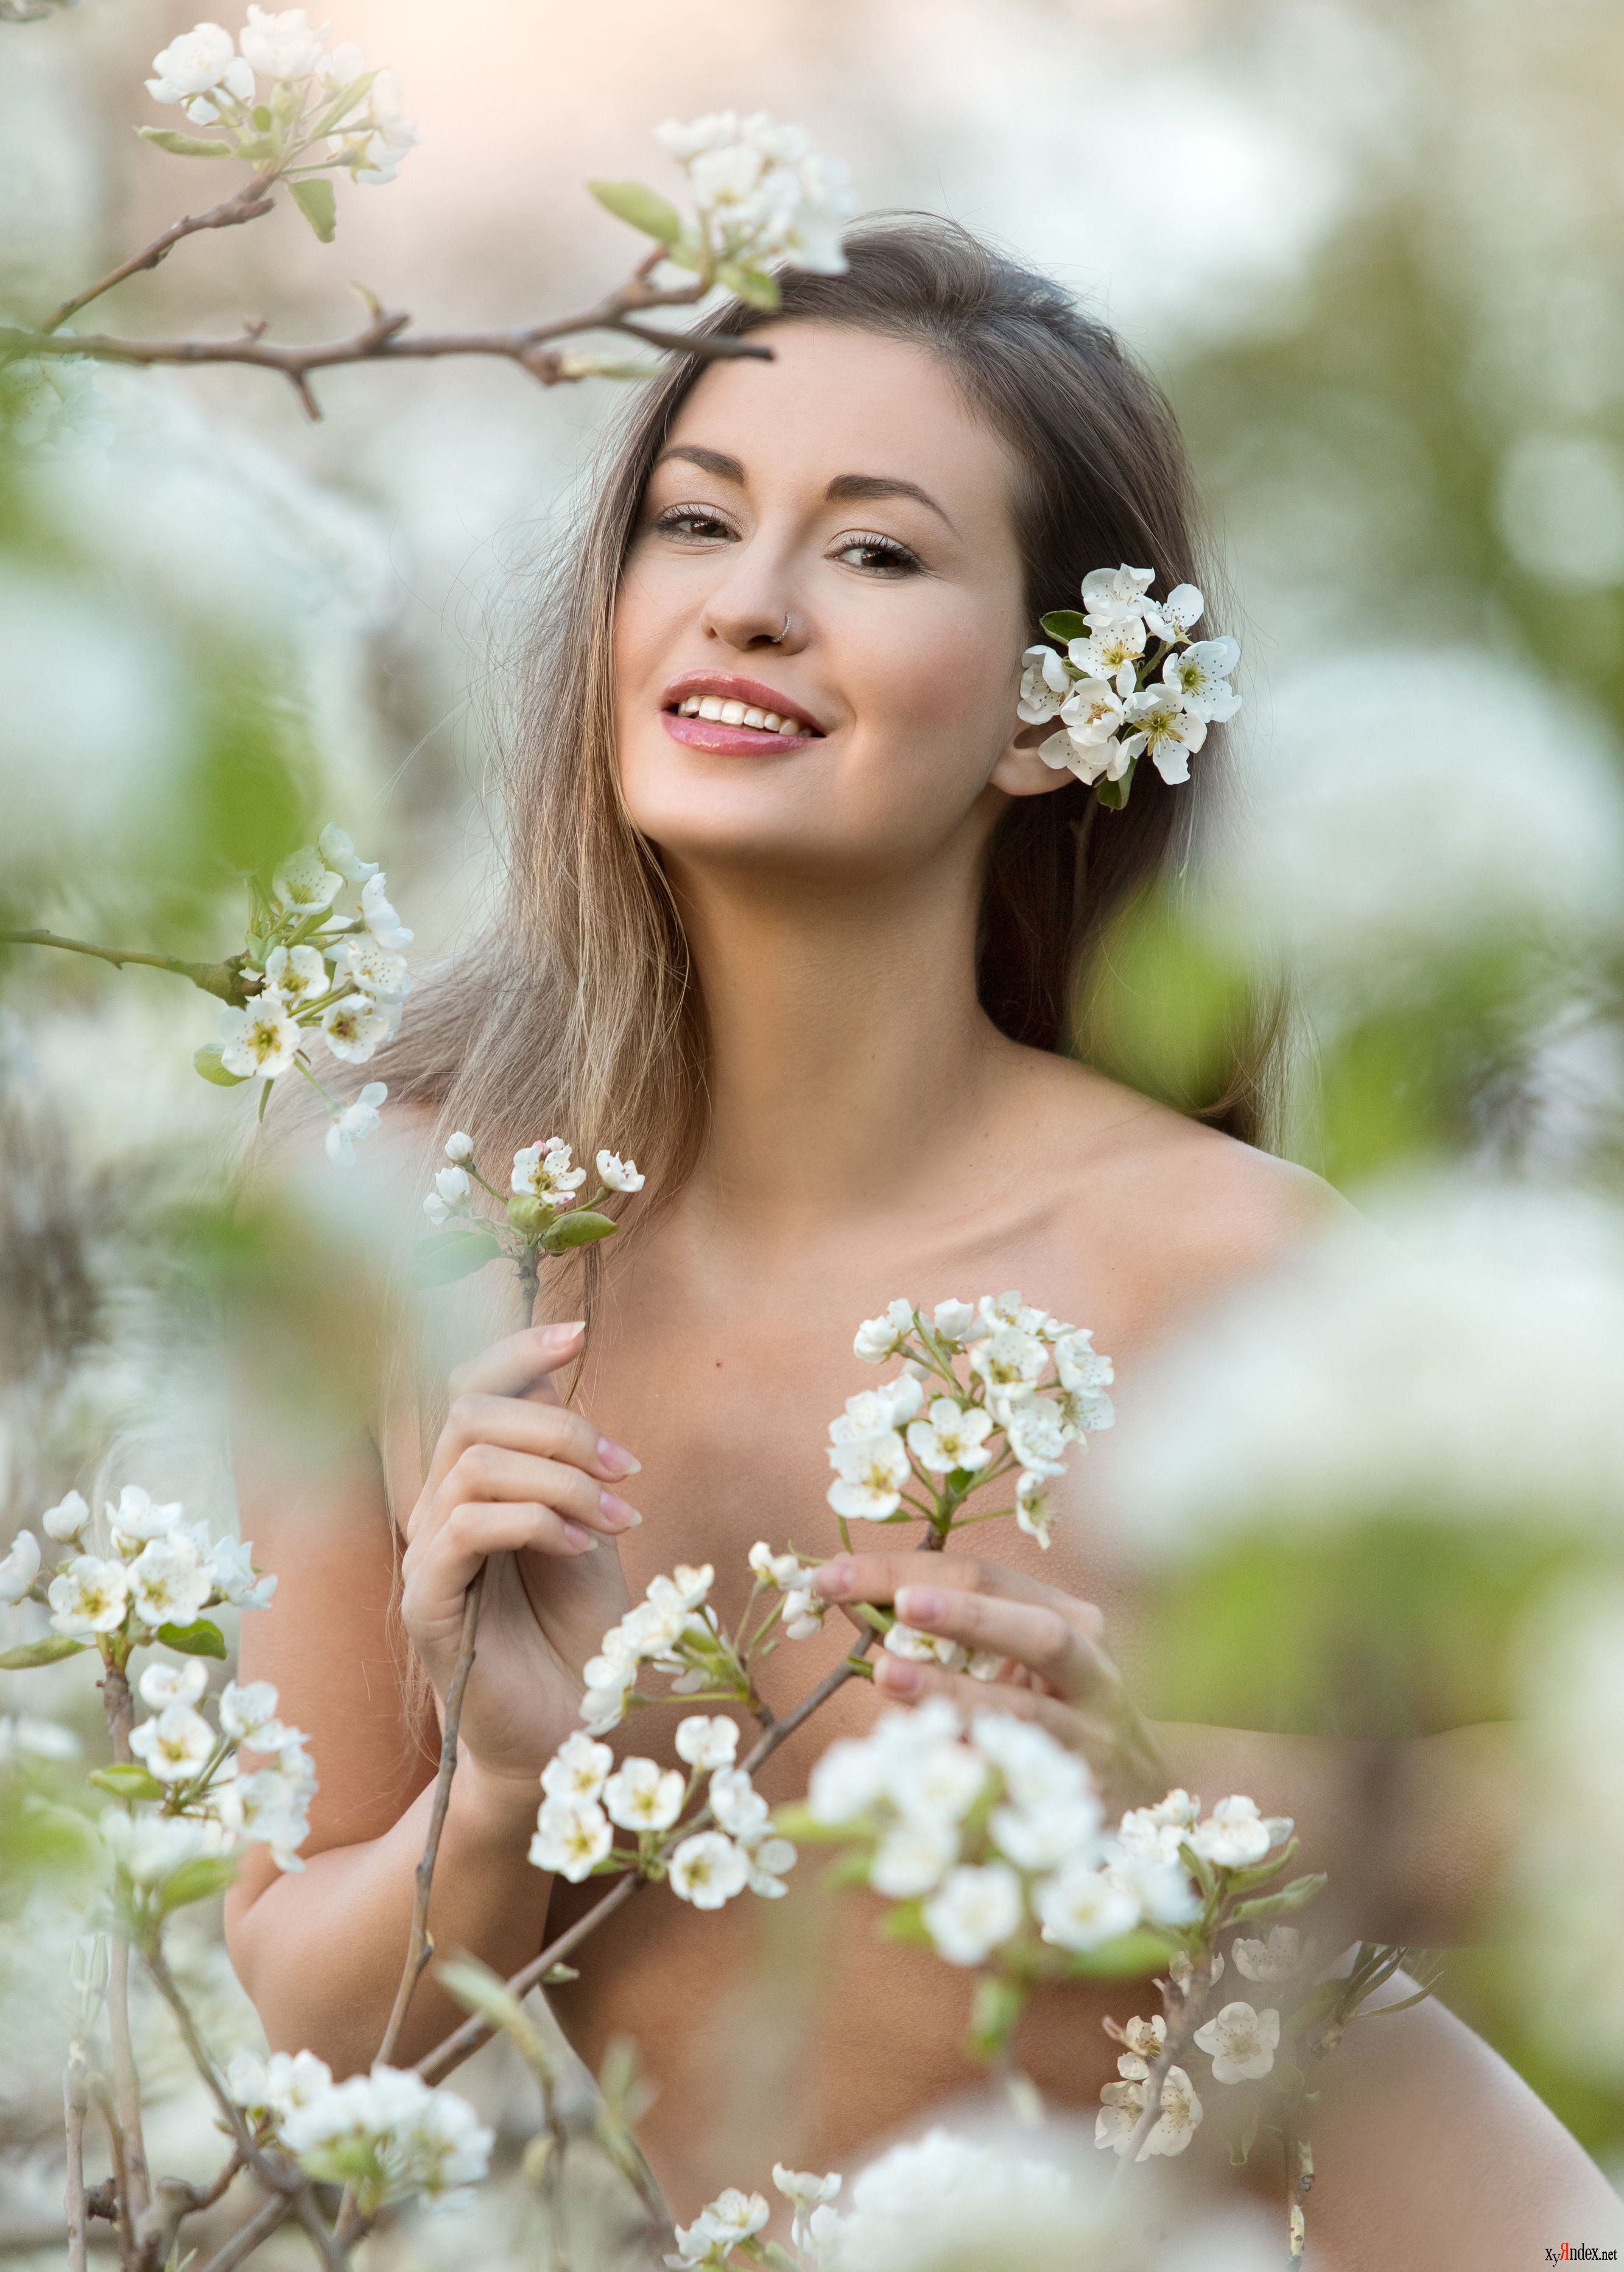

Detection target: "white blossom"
[1139, 581, 1205, 641]
[1193, 2000, 1281, 2083]
[807, 1737, 888, 1826]
[41, 1490, 89, 1544]
[443, 1130, 474, 1163]
[216, 1765, 311, 1871]
[821, 2125, 1130, 2272]
[854, 1298, 914, 1364]
[670, 2186, 770, 2267]
[512, 1137, 588, 1205]
[219, 1678, 286, 1743]
[882, 1622, 967, 1673]
[261, 943, 327, 1005]
[827, 1429, 911, 1521]
[1060, 672, 1131, 740]
[321, 993, 391, 1065]
[1119, 684, 1208, 784]
[541, 1731, 613, 1802]
[744, 1834, 796, 1897]
[1016, 644, 1070, 724]
[228, 2045, 334, 2122]
[109, 1486, 185, 1548]
[279, 2064, 493, 2209]
[921, 1860, 1023, 1965]
[326, 1081, 387, 1166]
[781, 1587, 826, 1640]
[1231, 1925, 1304, 1983]
[1035, 1861, 1140, 1950]
[127, 1534, 212, 1628]
[129, 1703, 215, 1783]
[147, 23, 254, 112]
[139, 1657, 208, 1711]
[238, 6, 324, 80]
[709, 1765, 770, 1844]
[423, 1164, 471, 1223]
[272, 845, 342, 915]
[47, 1554, 129, 1635]
[870, 1815, 958, 1897]
[359, 871, 413, 950]
[603, 1756, 685, 1834]
[596, 1149, 645, 1192]
[1080, 564, 1156, 628]
[0, 1528, 40, 1603]
[205, 1533, 276, 1610]
[990, 1790, 1102, 1872]
[1096, 2064, 1202, 2161]
[219, 992, 301, 1078]
[929, 1298, 986, 1348]
[100, 1805, 231, 1888]
[1189, 1795, 1293, 1869]
[657, 111, 855, 279]
[773, 2165, 842, 2253]
[1161, 636, 1241, 723]
[317, 824, 378, 884]
[748, 1541, 803, 1590]
[906, 1397, 994, 1475]
[1067, 619, 1145, 690]
[667, 1829, 750, 1909]
[674, 1715, 738, 1770]
[529, 1796, 612, 1882]
[971, 1324, 1047, 1402]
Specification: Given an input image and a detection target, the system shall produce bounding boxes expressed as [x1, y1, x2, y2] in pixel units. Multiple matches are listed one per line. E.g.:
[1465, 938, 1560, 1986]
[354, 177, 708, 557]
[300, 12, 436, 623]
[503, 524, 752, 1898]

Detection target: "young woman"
[225, 221, 1621, 2261]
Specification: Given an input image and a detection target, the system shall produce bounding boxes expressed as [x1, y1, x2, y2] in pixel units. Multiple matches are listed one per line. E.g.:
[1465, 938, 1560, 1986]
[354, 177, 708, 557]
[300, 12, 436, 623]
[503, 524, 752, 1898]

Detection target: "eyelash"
[651, 505, 923, 578]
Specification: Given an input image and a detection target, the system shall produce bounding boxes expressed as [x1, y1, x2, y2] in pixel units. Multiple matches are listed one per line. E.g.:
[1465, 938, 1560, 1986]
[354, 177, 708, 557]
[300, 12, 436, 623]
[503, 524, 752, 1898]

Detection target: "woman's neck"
[672, 851, 1008, 1237]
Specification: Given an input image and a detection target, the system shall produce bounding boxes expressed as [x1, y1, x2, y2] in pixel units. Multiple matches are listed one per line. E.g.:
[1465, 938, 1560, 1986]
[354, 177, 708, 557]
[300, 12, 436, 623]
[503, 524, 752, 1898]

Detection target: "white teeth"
[777, 717, 800, 735]
[680, 696, 701, 716]
[698, 696, 725, 720]
[761, 711, 781, 732]
[673, 692, 813, 734]
[720, 700, 746, 725]
[742, 706, 766, 728]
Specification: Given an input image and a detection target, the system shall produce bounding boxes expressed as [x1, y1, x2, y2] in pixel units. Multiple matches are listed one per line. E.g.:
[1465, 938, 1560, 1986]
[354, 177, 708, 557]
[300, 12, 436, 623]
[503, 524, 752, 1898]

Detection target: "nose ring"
[771, 610, 792, 643]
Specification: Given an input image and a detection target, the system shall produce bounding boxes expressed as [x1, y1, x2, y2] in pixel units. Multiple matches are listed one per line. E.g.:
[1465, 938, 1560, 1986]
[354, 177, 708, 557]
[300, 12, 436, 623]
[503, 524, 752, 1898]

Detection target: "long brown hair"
[381, 213, 1279, 1197]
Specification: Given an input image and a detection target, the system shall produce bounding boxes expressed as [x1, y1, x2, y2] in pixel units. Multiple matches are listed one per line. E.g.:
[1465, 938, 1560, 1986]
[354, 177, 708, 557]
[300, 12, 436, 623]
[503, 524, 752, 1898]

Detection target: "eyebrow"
[654, 446, 955, 531]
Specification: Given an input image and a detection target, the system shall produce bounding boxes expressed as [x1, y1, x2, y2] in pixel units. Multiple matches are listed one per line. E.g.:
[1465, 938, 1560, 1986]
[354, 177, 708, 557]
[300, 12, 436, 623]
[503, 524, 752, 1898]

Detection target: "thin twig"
[189, 2190, 295, 2272]
[0, 279, 771, 421]
[43, 175, 279, 333]
[141, 1946, 349, 2272]
[0, 929, 248, 1003]
[376, 1563, 489, 2064]
[63, 2033, 91, 2272]
[99, 1659, 153, 2249]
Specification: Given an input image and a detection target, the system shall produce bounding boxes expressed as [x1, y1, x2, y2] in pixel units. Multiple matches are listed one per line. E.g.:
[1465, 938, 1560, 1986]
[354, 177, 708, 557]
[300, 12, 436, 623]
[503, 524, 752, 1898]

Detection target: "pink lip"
[659, 668, 828, 757]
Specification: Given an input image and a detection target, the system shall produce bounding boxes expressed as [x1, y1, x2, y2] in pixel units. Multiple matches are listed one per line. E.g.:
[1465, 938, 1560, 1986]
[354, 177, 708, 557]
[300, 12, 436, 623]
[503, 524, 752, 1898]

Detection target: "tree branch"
[42, 174, 279, 334]
[0, 929, 248, 1004]
[0, 269, 772, 421]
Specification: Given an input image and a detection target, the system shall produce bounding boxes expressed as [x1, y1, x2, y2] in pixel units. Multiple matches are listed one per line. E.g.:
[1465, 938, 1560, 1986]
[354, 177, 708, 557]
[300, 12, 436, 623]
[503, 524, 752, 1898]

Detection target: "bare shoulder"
[1000, 1046, 1349, 1333]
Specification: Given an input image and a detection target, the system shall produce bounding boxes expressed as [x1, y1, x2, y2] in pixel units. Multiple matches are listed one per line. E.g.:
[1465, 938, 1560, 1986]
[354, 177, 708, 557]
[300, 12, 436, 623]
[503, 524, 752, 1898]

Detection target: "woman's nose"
[701, 582, 808, 655]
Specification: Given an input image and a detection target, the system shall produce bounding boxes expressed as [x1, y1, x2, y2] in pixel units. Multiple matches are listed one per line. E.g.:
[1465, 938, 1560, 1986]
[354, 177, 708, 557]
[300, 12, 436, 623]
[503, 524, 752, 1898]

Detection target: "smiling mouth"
[667, 692, 821, 737]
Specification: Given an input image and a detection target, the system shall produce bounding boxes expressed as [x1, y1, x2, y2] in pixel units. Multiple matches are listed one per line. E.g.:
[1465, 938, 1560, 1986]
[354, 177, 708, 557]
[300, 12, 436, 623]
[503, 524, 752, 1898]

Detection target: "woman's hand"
[399, 1319, 641, 1795]
[812, 1551, 1170, 1815]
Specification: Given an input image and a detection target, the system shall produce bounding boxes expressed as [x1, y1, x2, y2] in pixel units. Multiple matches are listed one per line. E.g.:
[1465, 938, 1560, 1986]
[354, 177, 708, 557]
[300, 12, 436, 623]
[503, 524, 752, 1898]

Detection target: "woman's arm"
[812, 1551, 1515, 1947]
[223, 1321, 644, 2074]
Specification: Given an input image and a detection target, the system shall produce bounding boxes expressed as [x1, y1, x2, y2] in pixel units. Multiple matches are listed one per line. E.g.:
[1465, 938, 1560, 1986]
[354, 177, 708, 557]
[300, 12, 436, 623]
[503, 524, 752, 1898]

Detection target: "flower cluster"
[227, 2047, 492, 2215]
[199, 825, 411, 1164]
[574, 1564, 747, 1734]
[530, 1721, 795, 1913]
[416, 1129, 644, 1285]
[3, 1485, 276, 1638]
[831, 1292, 1113, 1558]
[669, 2162, 842, 2269]
[1018, 565, 1241, 808]
[145, 13, 420, 222]
[652, 113, 856, 286]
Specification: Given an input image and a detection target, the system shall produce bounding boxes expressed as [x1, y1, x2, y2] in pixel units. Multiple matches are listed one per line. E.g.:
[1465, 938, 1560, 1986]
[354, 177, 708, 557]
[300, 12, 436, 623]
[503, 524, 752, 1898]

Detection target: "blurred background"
[5, 0, 1624, 2256]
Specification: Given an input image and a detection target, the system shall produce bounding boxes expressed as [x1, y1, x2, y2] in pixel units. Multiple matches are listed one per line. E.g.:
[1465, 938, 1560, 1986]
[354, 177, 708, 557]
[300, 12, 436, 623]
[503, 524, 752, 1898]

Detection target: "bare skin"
[225, 322, 1622, 2262]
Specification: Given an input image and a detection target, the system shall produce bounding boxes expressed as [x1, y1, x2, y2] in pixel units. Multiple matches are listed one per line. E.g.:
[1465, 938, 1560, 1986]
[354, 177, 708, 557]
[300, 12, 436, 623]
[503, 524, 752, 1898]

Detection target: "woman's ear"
[989, 718, 1075, 801]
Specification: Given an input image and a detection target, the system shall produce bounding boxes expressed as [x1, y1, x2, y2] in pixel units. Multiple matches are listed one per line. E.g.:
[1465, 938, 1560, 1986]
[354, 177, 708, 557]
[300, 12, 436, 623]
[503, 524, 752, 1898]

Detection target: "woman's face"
[613, 320, 1061, 883]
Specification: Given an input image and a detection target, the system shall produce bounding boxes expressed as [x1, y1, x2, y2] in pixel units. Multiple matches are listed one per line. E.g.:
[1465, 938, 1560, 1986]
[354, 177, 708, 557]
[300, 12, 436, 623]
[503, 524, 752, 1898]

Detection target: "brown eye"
[655, 506, 736, 544]
[831, 532, 921, 576]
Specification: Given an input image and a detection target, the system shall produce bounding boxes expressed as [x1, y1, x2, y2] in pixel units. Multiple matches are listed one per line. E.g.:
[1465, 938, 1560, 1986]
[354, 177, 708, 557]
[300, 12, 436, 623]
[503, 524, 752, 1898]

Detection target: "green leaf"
[588, 178, 685, 245]
[770, 1802, 859, 1846]
[1038, 610, 1086, 643]
[1060, 1927, 1173, 1981]
[0, 1635, 88, 1670]
[252, 105, 273, 130]
[1220, 1838, 1301, 1898]
[1096, 762, 1136, 811]
[136, 127, 233, 158]
[413, 1228, 503, 1287]
[193, 1042, 248, 1088]
[290, 176, 337, 244]
[540, 1209, 619, 1254]
[90, 1765, 166, 1802]
[155, 1619, 227, 1660]
[159, 1854, 240, 1912]
[1228, 1873, 1328, 1928]
[966, 1973, 1026, 2063]
[715, 260, 781, 310]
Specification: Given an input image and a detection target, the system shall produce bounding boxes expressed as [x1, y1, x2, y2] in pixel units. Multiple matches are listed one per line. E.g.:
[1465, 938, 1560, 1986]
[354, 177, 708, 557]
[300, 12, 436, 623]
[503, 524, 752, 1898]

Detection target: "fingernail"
[597, 1435, 641, 1479]
[562, 1522, 597, 1552]
[547, 1320, 586, 1345]
[876, 1655, 921, 1696]
[814, 1559, 853, 1599]
[896, 1586, 944, 1627]
[600, 1493, 642, 1531]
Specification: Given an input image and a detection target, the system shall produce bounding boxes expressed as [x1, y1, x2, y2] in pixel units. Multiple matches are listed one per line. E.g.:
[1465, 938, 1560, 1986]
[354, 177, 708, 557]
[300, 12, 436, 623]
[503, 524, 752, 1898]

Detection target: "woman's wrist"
[450, 1749, 547, 1840]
